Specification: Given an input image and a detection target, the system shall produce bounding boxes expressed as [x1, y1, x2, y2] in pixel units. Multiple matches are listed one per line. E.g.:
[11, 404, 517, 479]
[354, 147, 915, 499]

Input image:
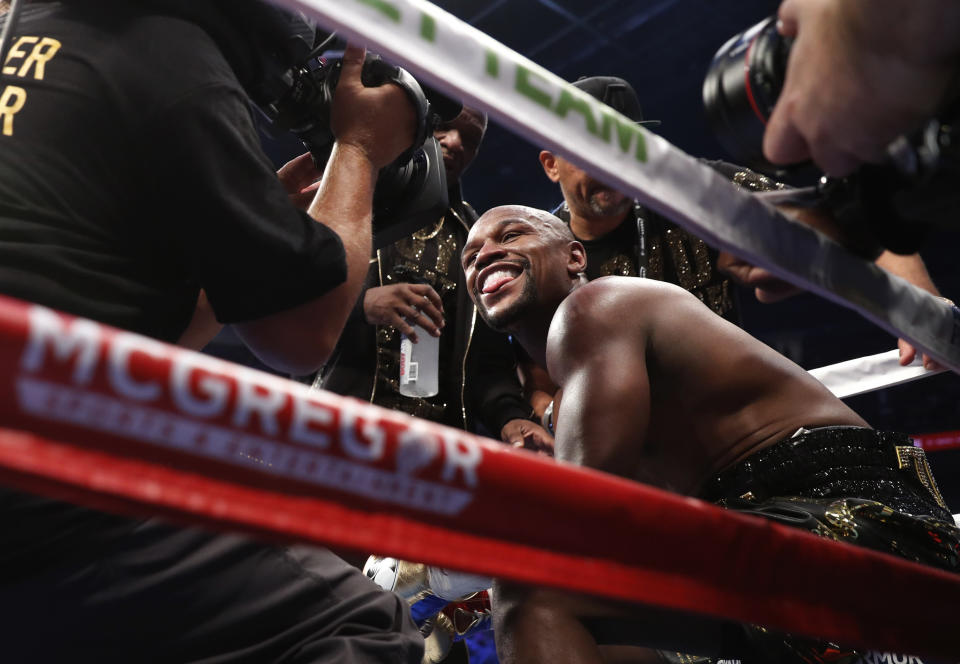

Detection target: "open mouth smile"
[477, 262, 523, 295]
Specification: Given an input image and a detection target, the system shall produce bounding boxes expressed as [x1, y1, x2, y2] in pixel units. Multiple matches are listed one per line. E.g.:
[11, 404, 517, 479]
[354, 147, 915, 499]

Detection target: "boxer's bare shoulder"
[546, 276, 714, 382]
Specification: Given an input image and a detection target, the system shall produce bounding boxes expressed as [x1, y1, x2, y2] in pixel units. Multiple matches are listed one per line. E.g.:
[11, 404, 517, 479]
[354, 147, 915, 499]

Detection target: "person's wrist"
[900, 1, 960, 63]
[530, 392, 553, 418]
[541, 400, 555, 435]
[843, 0, 960, 65]
[332, 140, 380, 172]
[360, 289, 374, 325]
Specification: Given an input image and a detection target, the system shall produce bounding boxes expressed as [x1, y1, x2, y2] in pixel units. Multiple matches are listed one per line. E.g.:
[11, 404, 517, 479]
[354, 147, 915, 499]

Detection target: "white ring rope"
[278, 0, 960, 373]
[810, 349, 944, 399]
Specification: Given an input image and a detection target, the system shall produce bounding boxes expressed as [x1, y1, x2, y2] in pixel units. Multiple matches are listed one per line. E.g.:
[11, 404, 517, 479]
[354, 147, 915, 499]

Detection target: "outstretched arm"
[718, 204, 947, 368]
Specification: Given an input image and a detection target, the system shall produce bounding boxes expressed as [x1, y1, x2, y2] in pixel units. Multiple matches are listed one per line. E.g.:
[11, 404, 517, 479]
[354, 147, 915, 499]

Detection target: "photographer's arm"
[719, 205, 946, 368]
[234, 144, 377, 373]
[234, 45, 416, 374]
[874, 251, 939, 295]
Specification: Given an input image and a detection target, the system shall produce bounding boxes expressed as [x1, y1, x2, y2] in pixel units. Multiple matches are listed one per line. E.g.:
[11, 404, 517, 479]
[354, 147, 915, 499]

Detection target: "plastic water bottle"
[399, 324, 439, 397]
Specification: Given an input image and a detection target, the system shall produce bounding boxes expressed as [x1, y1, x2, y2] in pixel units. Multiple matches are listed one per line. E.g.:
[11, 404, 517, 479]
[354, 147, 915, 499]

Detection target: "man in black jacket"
[316, 107, 553, 450]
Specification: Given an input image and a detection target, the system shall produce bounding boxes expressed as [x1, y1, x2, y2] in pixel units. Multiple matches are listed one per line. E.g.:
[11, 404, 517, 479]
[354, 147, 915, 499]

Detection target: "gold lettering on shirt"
[16, 37, 61, 80]
[0, 85, 26, 136]
[3, 36, 61, 79]
[1, 35, 62, 137]
[1, 36, 38, 76]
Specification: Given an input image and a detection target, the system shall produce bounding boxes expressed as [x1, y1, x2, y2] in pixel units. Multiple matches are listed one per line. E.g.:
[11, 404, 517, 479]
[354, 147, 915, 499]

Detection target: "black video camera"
[703, 16, 960, 256]
[250, 37, 462, 248]
[135, 0, 462, 249]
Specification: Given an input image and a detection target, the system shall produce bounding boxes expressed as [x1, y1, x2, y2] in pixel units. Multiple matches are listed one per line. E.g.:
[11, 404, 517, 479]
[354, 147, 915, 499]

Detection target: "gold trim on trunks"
[895, 445, 949, 510]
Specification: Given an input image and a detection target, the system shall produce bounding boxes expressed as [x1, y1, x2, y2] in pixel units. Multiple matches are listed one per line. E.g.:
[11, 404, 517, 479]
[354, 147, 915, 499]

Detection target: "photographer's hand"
[720, 241, 948, 371]
[763, 0, 960, 176]
[363, 283, 444, 342]
[330, 43, 417, 169]
[719, 205, 841, 300]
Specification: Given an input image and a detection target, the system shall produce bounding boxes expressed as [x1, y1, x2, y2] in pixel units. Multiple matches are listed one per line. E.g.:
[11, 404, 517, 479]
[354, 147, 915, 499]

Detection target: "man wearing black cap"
[540, 76, 737, 321]
[529, 75, 948, 420]
[526, 76, 738, 425]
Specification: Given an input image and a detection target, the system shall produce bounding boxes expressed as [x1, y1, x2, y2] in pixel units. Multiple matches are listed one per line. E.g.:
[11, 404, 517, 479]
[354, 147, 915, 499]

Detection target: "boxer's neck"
[510, 278, 585, 370]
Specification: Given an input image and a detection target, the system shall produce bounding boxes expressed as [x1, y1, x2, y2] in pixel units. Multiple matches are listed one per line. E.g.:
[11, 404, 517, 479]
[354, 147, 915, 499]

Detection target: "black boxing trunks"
[659, 427, 960, 664]
[702, 426, 954, 527]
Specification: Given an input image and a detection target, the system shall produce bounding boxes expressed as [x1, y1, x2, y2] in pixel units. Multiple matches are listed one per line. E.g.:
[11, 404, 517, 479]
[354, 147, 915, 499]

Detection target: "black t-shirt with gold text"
[0, 3, 347, 341]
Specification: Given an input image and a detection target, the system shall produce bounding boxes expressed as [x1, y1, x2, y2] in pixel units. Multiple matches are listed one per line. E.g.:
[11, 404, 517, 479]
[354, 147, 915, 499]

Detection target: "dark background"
[241, 0, 960, 509]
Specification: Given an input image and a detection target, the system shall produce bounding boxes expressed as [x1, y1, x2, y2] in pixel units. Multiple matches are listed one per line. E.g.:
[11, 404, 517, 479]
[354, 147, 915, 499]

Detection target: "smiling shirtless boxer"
[461, 205, 960, 663]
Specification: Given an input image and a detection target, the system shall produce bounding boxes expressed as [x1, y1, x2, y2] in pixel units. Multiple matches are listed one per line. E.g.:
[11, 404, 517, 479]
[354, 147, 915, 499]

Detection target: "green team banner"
[280, 0, 960, 372]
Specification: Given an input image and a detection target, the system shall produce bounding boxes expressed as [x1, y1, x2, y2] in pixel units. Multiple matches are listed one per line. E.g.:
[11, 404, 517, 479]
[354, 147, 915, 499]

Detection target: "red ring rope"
[0, 295, 956, 658]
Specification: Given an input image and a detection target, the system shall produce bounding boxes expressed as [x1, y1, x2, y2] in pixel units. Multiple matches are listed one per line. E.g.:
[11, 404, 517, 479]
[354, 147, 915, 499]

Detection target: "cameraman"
[0, 1, 423, 661]
[763, 0, 960, 175]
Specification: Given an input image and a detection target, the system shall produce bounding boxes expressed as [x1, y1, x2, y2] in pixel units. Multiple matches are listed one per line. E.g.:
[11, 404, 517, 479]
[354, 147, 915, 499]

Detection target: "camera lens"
[703, 16, 791, 174]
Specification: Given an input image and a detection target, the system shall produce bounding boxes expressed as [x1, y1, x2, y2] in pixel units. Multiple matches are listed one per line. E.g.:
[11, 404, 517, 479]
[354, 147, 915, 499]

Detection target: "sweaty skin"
[463, 205, 863, 491]
[461, 205, 866, 662]
[546, 276, 863, 492]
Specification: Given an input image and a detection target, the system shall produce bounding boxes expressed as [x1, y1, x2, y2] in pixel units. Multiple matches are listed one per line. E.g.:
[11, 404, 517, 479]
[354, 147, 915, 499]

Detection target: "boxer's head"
[462, 205, 586, 332]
